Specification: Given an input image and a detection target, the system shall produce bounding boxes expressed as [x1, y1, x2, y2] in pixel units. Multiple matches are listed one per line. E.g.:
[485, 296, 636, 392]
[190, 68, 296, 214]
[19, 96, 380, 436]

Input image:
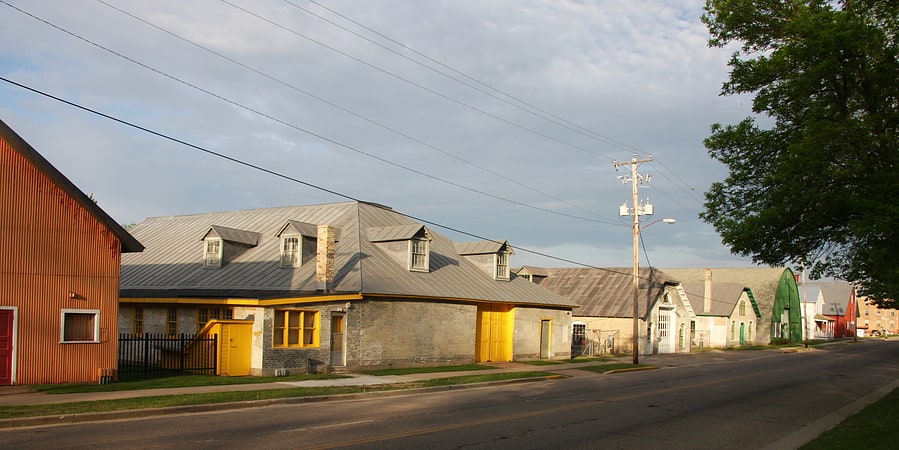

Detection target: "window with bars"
[739, 300, 746, 316]
[273, 310, 319, 348]
[572, 323, 586, 345]
[60, 309, 100, 343]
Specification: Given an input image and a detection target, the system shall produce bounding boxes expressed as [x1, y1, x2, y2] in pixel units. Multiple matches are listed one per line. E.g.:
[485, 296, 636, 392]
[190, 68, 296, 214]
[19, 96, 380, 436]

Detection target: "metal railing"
[118, 333, 218, 381]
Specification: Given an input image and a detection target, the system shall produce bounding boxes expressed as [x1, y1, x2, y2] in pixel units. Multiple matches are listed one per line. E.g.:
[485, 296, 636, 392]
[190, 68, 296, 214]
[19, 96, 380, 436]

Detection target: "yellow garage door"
[476, 304, 514, 362]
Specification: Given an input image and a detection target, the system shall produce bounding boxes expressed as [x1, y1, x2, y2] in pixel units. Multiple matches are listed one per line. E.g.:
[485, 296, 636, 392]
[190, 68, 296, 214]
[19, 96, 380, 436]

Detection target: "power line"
[216, 0, 618, 161]
[294, 0, 709, 210]
[93, 0, 613, 223]
[284, 0, 637, 153]
[2, 75, 742, 309]
[0, 75, 634, 277]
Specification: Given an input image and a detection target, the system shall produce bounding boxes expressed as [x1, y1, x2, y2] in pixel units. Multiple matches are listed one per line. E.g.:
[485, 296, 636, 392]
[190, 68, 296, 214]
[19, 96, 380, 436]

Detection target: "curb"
[0, 374, 566, 429]
[604, 366, 659, 375]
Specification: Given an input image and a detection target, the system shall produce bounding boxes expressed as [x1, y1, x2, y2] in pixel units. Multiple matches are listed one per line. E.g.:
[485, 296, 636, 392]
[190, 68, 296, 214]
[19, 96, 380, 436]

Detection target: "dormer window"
[200, 225, 260, 269]
[514, 266, 548, 284]
[204, 238, 222, 268]
[276, 220, 323, 269]
[456, 240, 514, 281]
[369, 224, 432, 273]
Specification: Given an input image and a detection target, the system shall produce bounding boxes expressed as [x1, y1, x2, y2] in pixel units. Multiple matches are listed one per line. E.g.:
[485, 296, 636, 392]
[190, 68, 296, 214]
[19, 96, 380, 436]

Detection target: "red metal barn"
[820, 282, 858, 339]
[0, 119, 142, 384]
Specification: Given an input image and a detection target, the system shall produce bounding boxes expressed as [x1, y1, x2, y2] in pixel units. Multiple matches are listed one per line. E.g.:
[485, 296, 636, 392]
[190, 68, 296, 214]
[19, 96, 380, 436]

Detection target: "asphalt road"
[3, 340, 897, 449]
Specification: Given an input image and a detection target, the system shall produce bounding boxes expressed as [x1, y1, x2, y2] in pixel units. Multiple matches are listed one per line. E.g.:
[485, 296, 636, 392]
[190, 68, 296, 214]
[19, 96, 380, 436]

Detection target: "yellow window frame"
[273, 309, 320, 348]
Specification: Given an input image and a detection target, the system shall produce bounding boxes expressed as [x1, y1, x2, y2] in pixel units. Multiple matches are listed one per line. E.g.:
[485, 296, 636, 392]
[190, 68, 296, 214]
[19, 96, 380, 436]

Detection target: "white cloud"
[0, 0, 757, 268]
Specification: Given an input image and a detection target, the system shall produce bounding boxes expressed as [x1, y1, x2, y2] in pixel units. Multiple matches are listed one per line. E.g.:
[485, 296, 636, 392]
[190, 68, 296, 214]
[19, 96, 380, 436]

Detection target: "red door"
[0, 309, 13, 385]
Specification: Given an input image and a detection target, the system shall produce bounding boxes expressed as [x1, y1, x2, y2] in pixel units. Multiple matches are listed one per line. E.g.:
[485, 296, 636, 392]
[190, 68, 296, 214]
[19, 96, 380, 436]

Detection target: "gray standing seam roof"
[205, 225, 260, 246]
[368, 224, 426, 242]
[456, 241, 509, 255]
[662, 268, 791, 320]
[277, 220, 319, 238]
[680, 281, 748, 316]
[120, 202, 574, 308]
[525, 267, 676, 318]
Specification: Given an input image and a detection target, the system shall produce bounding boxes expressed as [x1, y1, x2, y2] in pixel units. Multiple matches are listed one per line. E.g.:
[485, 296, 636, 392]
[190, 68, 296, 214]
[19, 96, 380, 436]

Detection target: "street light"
[631, 217, 676, 365]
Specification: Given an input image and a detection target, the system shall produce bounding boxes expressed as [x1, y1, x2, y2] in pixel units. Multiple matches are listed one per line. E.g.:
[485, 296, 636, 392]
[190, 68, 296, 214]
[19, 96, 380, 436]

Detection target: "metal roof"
[680, 281, 749, 316]
[0, 118, 143, 253]
[516, 266, 550, 277]
[204, 225, 260, 246]
[120, 201, 574, 308]
[808, 281, 855, 312]
[663, 267, 791, 323]
[456, 240, 510, 255]
[276, 220, 319, 238]
[526, 267, 676, 318]
[367, 224, 427, 242]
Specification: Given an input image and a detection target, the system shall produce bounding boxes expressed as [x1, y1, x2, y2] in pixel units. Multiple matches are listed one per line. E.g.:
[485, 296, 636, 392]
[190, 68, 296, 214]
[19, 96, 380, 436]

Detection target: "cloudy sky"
[0, 0, 761, 269]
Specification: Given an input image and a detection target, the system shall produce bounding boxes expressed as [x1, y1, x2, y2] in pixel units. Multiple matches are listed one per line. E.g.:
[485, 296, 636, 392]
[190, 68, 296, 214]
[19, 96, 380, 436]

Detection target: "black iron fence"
[118, 333, 218, 381]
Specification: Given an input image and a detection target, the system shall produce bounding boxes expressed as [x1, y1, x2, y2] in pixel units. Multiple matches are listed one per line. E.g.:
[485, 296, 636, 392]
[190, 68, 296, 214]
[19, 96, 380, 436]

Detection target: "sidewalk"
[0, 350, 821, 429]
[0, 359, 637, 407]
[1, 348, 807, 408]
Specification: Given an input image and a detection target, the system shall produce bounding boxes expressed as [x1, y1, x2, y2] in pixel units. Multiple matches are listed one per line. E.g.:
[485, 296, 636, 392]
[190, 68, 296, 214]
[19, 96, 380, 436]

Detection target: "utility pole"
[614, 155, 653, 365]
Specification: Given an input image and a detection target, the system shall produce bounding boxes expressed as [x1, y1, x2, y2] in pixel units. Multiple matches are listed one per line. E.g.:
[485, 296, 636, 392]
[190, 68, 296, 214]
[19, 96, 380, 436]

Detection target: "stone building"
[119, 201, 574, 375]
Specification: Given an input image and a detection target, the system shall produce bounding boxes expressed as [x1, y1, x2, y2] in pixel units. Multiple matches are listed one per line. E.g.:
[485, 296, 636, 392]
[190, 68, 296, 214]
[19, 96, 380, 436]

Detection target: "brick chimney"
[704, 268, 713, 313]
[316, 225, 336, 291]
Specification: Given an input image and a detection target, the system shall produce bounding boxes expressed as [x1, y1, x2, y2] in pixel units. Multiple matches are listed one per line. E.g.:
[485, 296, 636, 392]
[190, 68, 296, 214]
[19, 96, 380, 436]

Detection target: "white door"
[657, 309, 674, 354]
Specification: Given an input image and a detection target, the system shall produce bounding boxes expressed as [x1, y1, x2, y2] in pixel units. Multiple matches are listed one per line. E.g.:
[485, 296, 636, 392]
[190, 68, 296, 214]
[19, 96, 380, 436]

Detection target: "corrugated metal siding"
[1, 137, 122, 384]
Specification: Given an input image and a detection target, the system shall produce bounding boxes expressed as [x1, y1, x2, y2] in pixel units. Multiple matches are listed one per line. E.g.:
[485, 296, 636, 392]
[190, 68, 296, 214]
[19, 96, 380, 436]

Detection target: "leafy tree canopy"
[701, 0, 899, 307]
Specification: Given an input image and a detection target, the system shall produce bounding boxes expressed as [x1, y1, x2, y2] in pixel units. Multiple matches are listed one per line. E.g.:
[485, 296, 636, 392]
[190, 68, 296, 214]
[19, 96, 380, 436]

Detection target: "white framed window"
[281, 235, 300, 267]
[60, 309, 100, 343]
[204, 238, 222, 268]
[409, 238, 429, 272]
[495, 252, 510, 280]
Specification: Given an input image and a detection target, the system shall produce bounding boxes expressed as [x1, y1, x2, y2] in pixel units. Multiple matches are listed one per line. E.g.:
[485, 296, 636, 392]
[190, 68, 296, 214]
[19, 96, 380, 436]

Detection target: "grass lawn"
[800, 387, 899, 449]
[358, 364, 496, 376]
[0, 371, 555, 420]
[29, 373, 345, 394]
[576, 363, 653, 373]
[519, 357, 611, 366]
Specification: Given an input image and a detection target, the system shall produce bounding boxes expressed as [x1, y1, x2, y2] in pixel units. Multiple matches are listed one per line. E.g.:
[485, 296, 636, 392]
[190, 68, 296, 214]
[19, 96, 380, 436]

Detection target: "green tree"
[700, 0, 899, 307]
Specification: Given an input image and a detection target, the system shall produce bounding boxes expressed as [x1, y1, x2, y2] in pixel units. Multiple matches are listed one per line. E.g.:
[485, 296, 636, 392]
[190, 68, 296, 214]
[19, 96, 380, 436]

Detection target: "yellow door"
[220, 322, 252, 376]
[475, 304, 513, 362]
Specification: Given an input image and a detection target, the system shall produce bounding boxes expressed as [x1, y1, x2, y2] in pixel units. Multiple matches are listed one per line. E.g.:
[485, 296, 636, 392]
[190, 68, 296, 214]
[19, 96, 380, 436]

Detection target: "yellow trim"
[120, 293, 573, 309]
[365, 294, 572, 309]
[119, 294, 363, 306]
